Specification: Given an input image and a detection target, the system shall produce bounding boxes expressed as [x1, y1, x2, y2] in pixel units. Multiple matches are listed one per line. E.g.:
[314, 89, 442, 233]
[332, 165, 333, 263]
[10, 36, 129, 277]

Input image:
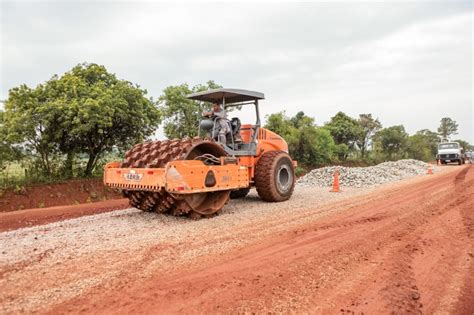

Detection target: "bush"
[13, 185, 27, 195]
[373, 125, 408, 161]
[295, 166, 306, 177]
[333, 143, 349, 162]
[289, 126, 335, 167]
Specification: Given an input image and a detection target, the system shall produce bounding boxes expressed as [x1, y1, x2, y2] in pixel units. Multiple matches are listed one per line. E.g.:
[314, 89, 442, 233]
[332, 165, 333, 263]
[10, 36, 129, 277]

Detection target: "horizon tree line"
[0, 63, 471, 183]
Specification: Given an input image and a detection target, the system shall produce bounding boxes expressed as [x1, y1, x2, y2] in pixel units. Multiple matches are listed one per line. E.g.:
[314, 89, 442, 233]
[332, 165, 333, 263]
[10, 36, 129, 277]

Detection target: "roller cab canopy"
[187, 88, 265, 105]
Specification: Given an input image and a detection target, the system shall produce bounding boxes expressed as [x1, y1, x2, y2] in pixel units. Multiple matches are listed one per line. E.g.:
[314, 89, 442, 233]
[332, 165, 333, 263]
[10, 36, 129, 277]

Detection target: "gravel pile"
[297, 159, 433, 188]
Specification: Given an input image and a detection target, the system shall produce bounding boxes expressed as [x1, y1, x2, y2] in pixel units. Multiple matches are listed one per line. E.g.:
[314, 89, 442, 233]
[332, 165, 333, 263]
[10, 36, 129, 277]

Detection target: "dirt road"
[1, 165, 472, 314]
[0, 199, 129, 232]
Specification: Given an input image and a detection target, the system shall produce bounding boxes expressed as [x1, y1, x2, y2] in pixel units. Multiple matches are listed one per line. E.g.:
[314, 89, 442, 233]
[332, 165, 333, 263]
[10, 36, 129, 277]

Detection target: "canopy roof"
[187, 88, 265, 104]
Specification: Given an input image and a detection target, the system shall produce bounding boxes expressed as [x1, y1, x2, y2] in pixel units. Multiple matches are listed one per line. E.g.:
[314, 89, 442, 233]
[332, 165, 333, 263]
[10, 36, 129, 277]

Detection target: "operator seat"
[207, 117, 242, 146]
[230, 117, 242, 143]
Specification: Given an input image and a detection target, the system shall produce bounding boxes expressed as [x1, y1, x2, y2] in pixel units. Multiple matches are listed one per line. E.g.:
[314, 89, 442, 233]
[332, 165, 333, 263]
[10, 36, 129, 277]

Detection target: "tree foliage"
[437, 117, 458, 141]
[3, 63, 161, 176]
[325, 112, 363, 145]
[454, 139, 471, 151]
[3, 84, 58, 175]
[415, 129, 439, 155]
[406, 129, 440, 161]
[290, 126, 335, 166]
[356, 114, 382, 157]
[158, 81, 221, 139]
[0, 110, 22, 170]
[3, 68, 472, 186]
[373, 125, 408, 160]
[325, 112, 363, 160]
[264, 111, 295, 139]
[264, 111, 334, 166]
[290, 111, 315, 129]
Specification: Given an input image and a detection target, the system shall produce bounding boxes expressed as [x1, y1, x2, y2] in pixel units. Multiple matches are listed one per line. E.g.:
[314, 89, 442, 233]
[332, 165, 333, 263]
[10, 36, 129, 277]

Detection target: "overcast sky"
[1, 1, 473, 142]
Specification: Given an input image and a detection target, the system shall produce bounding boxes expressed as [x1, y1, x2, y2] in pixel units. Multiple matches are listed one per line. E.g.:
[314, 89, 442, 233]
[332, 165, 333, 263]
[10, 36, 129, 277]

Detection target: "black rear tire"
[255, 151, 295, 202]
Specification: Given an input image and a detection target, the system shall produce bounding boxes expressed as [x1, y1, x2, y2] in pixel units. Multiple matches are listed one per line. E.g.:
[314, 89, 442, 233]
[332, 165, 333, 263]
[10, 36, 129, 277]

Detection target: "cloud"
[1, 1, 472, 141]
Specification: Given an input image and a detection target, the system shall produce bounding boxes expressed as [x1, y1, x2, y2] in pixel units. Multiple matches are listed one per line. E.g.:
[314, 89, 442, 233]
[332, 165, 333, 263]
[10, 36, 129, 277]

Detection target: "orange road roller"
[104, 88, 296, 218]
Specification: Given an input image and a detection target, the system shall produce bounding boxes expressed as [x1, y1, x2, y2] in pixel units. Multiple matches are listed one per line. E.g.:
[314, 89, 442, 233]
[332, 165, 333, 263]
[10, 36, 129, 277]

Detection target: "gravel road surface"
[0, 165, 472, 314]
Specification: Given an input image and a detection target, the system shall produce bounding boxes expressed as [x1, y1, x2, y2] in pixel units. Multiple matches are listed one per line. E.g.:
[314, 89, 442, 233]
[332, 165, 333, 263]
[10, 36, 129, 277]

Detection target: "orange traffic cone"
[330, 170, 341, 192]
[427, 167, 434, 175]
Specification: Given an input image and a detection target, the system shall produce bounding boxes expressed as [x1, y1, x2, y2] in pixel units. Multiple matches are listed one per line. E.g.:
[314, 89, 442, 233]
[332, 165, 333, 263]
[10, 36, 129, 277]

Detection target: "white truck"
[436, 142, 465, 165]
[466, 151, 473, 164]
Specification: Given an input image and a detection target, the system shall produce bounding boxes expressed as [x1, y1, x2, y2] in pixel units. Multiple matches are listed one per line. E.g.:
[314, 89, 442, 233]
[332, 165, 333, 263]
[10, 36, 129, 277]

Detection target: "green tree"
[58, 63, 161, 176]
[3, 84, 58, 175]
[356, 114, 382, 158]
[325, 112, 363, 160]
[265, 111, 335, 166]
[290, 111, 314, 129]
[159, 81, 221, 139]
[263, 111, 296, 140]
[3, 63, 161, 176]
[333, 143, 349, 161]
[373, 125, 408, 160]
[406, 130, 440, 161]
[453, 139, 470, 151]
[437, 117, 458, 141]
[0, 110, 22, 171]
[290, 126, 335, 166]
[414, 129, 440, 157]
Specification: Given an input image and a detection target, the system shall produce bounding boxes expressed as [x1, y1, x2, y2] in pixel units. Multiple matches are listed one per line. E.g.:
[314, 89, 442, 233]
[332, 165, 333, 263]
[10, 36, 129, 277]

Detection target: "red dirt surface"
[1, 165, 471, 314]
[0, 179, 122, 212]
[0, 199, 129, 232]
[42, 165, 472, 314]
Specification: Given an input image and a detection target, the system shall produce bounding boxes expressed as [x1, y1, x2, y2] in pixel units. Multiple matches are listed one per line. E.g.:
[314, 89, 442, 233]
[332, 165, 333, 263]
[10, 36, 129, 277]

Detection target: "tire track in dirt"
[45, 166, 472, 314]
[453, 165, 474, 314]
[337, 165, 472, 314]
[0, 199, 129, 232]
[0, 248, 55, 279]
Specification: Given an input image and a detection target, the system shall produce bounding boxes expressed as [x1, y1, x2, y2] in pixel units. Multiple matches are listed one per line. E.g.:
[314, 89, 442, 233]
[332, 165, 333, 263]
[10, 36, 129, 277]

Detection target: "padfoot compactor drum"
[104, 89, 296, 218]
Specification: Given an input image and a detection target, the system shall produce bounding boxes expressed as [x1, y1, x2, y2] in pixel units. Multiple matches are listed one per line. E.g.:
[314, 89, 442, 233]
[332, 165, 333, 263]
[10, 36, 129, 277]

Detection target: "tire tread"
[255, 151, 295, 202]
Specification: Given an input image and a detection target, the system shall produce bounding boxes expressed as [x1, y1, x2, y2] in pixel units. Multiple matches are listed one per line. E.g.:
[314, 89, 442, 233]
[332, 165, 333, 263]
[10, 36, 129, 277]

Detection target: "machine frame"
[103, 88, 295, 212]
[188, 88, 264, 156]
